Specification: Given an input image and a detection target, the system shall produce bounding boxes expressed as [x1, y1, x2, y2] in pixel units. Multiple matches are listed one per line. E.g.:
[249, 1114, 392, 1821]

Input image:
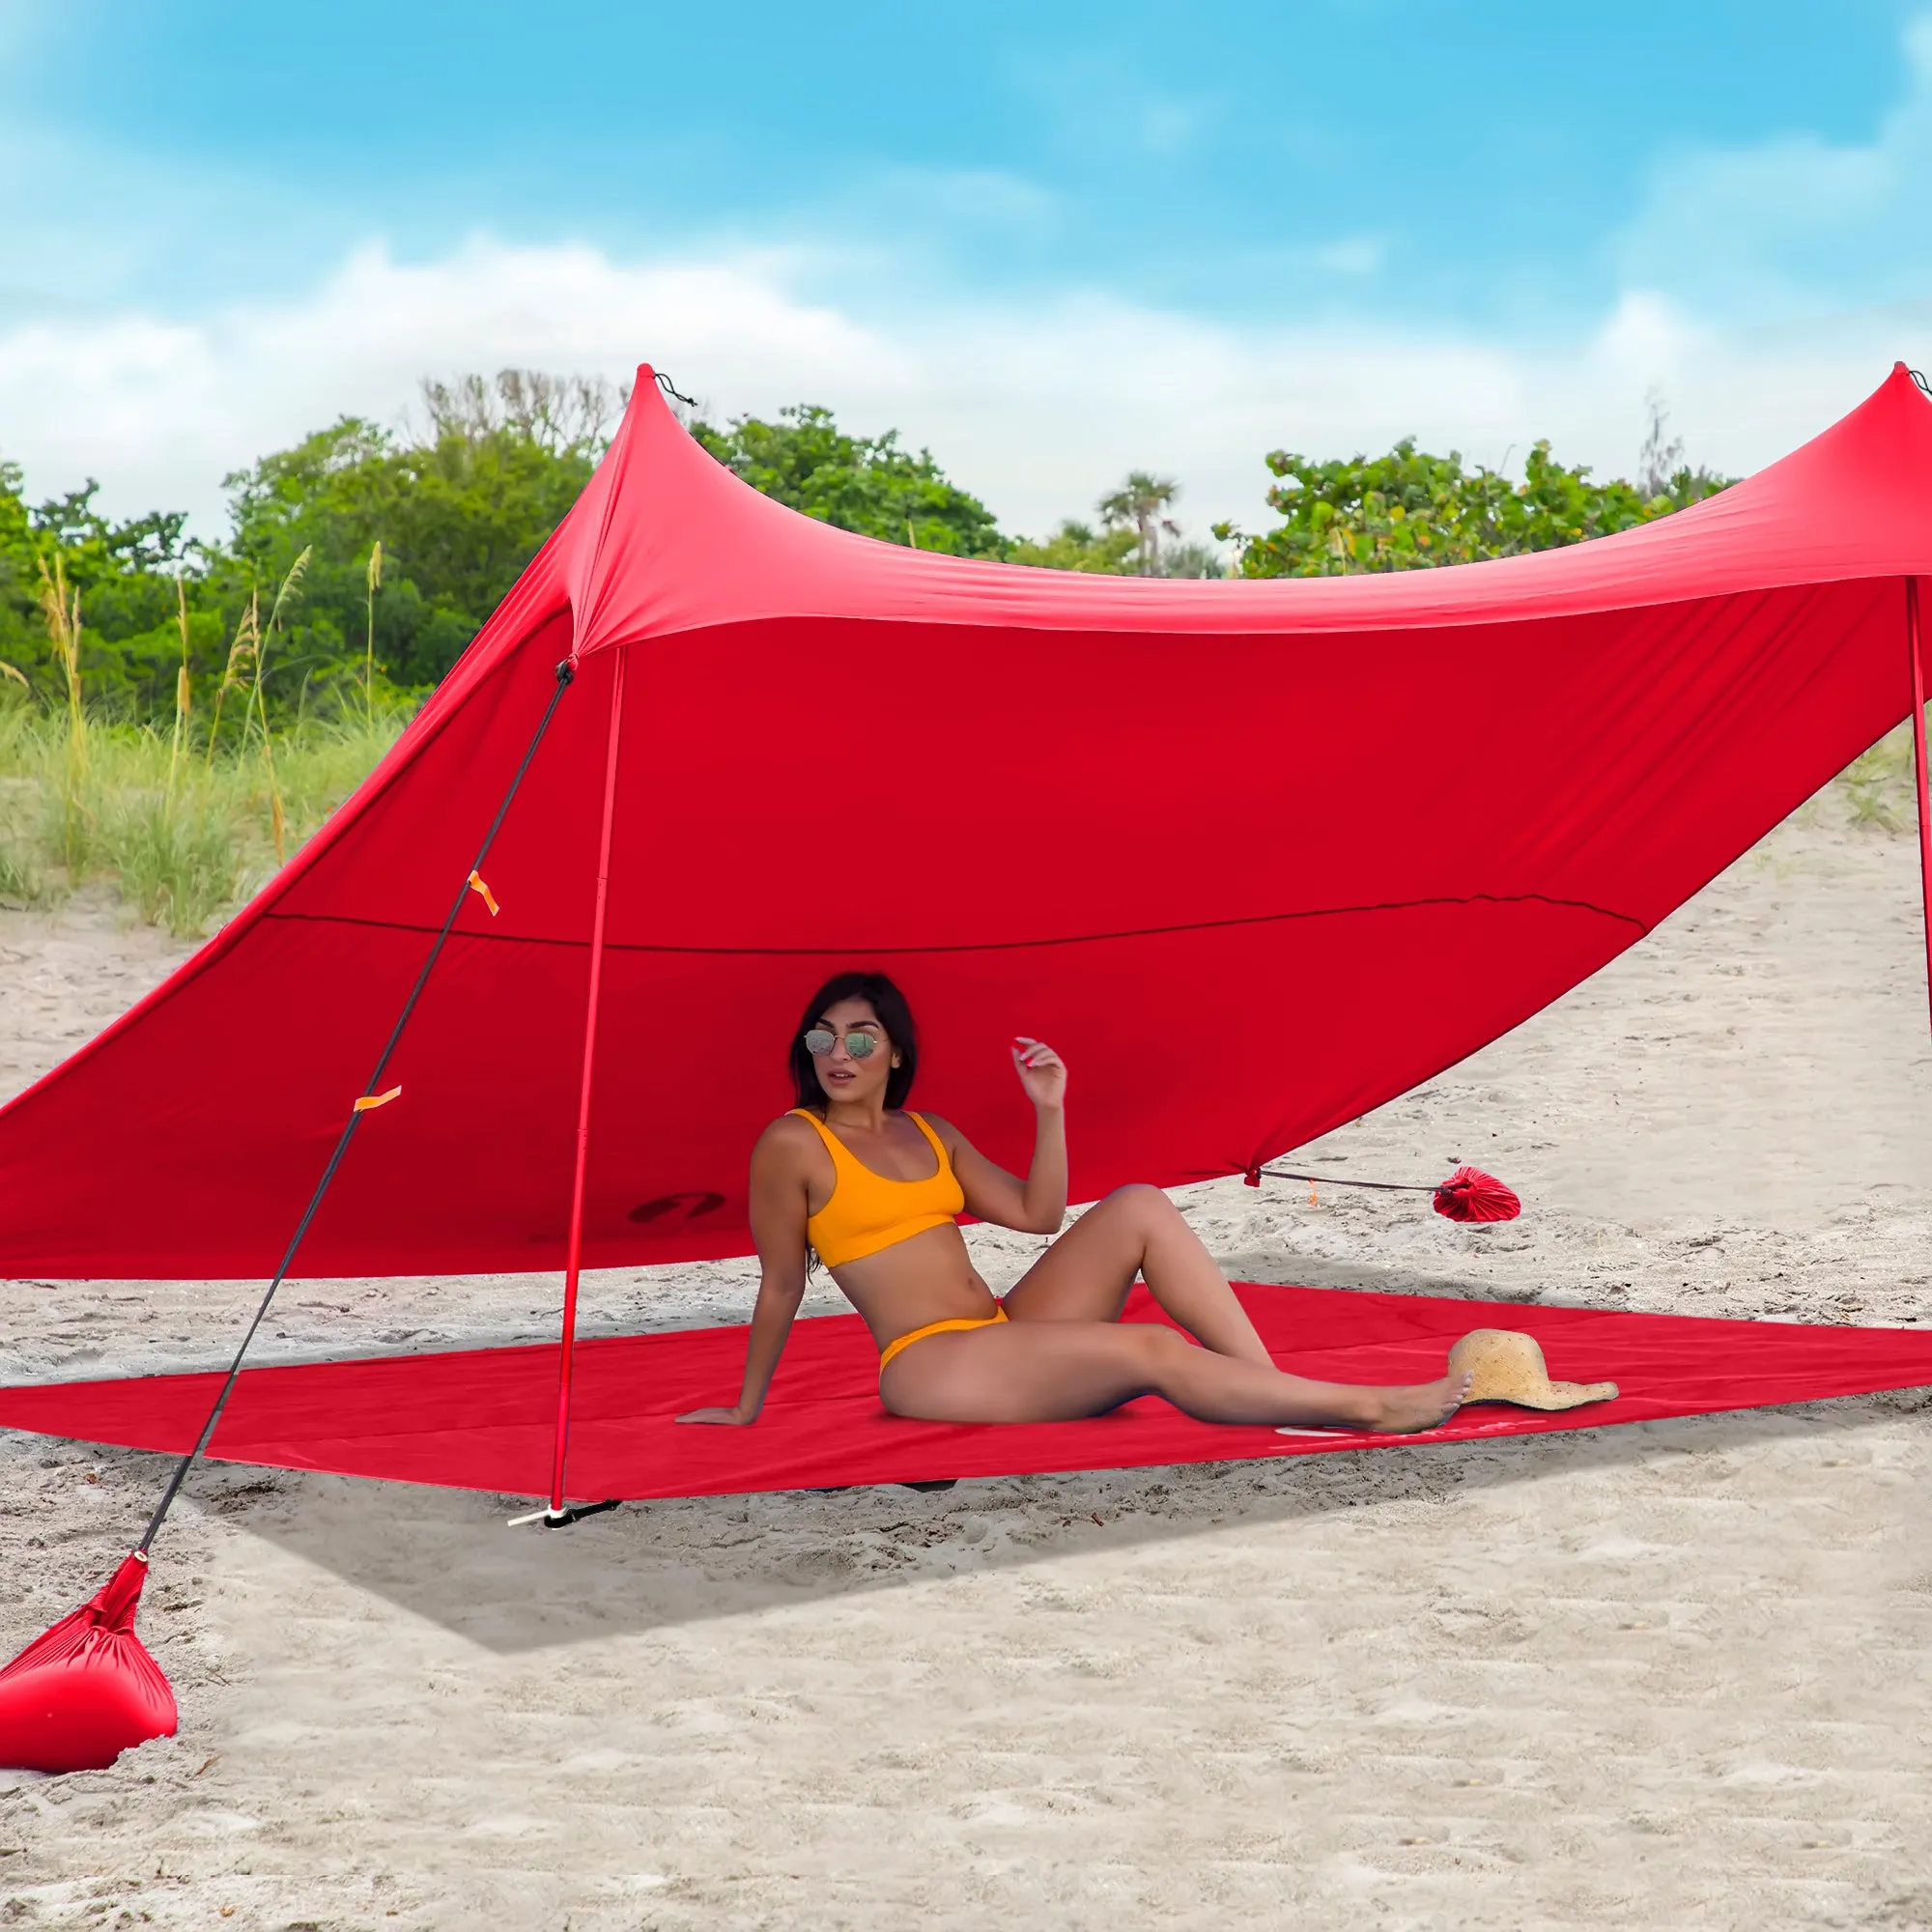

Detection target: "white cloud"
[12, 15, 1932, 541]
[1615, 13, 1932, 321]
[0, 235, 1923, 548]
[0, 239, 896, 528]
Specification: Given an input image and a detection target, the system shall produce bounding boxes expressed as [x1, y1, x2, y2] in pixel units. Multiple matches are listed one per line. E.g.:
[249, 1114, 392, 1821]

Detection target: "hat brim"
[1469, 1379, 1619, 1411]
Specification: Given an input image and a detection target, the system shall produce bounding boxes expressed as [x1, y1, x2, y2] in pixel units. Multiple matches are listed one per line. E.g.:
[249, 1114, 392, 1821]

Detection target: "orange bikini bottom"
[877, 1305, 1008, 1376]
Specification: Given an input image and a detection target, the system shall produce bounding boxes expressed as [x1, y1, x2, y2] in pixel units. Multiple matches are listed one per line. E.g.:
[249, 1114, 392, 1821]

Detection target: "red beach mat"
[1, 1284, 1928, 1502]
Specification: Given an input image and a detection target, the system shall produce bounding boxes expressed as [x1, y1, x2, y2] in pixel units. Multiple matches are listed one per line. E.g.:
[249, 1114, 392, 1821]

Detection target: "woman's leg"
[880, 1317, 1469, 1434]
[1001, 1184, 1272, 1365]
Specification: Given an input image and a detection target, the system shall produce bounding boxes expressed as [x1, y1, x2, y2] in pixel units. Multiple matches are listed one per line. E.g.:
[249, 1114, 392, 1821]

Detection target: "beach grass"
[1837, 724, 1918, 834]
[0, 696, 406, 936]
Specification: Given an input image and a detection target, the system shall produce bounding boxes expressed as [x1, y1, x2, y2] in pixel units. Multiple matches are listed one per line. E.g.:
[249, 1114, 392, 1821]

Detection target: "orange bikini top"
[790, 1108, 966, 1268]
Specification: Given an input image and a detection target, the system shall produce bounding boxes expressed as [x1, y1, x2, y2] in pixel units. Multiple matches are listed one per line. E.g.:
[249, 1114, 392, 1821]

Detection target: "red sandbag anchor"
[0, 1551, 177, 1774]
[1432, 1165, 1521, 1223]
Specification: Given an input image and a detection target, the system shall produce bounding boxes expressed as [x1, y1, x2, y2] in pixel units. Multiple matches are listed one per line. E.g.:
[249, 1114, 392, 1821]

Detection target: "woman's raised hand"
[1011, 1037, 1067, 1110]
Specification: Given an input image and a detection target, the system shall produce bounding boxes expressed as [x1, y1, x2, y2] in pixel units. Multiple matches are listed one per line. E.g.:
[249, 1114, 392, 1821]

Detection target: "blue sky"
[7, 1, 1932, 537]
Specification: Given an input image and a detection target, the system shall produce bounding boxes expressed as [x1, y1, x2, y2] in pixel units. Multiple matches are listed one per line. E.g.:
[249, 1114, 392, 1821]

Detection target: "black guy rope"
[138, 659, 578, 1553]
[654, 371, 696, 409]
[1255, 1167, 1440, 1195]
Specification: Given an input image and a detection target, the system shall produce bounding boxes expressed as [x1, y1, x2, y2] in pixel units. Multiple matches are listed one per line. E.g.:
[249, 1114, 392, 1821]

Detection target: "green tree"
[7, 381, 1014, 725]
[689, 405, 1007, 556]
[1097, 470, 1180, 575]
[0, 464, 223, 716]
[224, 383, 606, 693]
[1218, 437, 1728, 578]
[0, 461, 43, 683]
[1009, 519, 1139, 573]
[1, 370, 621, 721]
[1151, 538, 1225, 579]
[1012, 473, 1223, 576]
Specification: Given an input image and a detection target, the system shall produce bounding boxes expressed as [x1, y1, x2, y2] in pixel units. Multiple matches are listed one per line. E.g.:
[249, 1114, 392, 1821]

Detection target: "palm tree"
[1097, 471, 1180, 575]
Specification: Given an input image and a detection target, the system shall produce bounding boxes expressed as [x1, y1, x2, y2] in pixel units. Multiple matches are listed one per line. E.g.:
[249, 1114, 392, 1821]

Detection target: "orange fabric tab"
[467, 870, 499, 917]
[353, 1086, 402, 1113]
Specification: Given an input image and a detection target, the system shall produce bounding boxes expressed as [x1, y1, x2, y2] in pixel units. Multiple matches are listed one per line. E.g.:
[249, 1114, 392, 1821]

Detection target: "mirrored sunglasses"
[804, 1029, 879, 1060]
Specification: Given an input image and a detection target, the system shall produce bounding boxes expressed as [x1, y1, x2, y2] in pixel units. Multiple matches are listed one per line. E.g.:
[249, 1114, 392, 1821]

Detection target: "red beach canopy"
[4, 362, 1932, 1281]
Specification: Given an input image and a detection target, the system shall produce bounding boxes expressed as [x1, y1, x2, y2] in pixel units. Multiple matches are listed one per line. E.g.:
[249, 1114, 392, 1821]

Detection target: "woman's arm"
[675, 1122, 815, 1426]
[937, 1037, 1068, 1236]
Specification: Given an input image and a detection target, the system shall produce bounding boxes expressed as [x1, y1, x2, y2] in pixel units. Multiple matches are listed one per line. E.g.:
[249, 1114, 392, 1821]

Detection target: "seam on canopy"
[259, 889, 1650, 954]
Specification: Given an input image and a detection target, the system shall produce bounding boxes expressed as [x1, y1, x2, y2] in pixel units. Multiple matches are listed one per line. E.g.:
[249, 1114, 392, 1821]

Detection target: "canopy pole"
[545, 647, 628, 1518]
[1911, 578, 1932, 1039]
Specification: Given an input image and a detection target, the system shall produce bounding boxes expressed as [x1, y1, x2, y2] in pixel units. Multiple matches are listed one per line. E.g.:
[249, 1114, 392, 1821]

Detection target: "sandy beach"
[4, 797, 1932, 1930]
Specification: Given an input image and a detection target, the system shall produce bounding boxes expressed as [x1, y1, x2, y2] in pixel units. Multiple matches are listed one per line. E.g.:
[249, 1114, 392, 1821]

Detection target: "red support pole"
[547, 648, 628, 1515]
[1911, 578, 1932, 1039]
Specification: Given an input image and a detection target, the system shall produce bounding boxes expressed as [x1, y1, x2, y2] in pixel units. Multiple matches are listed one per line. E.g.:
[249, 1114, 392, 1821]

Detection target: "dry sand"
[4, 806, 1932, 1930]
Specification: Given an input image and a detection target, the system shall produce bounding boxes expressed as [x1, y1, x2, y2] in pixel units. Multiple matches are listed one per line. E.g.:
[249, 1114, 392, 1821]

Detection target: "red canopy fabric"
[3, 365, 1932, 1279]
[3, 1286, 1928, 1497]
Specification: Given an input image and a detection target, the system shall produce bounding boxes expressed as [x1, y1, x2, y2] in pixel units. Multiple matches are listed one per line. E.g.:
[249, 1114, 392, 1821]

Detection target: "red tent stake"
[547, 649, 629, 1518]
[1910, 577, 1932, 1037]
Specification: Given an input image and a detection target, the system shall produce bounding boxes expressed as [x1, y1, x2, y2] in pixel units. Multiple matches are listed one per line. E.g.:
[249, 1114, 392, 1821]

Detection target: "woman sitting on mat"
[676, 970, 1470, 1434]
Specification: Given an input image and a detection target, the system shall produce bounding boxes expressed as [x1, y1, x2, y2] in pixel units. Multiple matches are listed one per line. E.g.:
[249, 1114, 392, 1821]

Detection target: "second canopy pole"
[546, 647, 629, 1518]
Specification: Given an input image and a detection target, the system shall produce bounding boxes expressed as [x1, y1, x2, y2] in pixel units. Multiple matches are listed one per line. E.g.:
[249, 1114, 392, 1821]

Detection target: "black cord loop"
[654, 371, 696, 408]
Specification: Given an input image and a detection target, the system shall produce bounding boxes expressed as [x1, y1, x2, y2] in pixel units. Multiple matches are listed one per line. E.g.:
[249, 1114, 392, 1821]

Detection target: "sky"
[8, 0, 1932, 543]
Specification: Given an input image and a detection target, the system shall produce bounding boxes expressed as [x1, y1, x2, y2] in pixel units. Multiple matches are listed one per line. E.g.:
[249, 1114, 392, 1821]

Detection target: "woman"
[676, 970, 1470, 1433]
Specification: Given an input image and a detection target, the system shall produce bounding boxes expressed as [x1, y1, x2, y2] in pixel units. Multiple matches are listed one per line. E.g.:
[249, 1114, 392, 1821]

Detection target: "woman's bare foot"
[1365, 1371, 1473, 1434]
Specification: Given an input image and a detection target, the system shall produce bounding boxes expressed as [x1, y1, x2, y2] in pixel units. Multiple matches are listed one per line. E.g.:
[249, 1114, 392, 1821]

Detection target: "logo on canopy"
[627, 1191, 727, 1226]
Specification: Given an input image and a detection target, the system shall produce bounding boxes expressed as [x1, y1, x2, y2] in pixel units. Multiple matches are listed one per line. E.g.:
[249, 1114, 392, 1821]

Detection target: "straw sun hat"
[1448, 1328, 1618, 1410]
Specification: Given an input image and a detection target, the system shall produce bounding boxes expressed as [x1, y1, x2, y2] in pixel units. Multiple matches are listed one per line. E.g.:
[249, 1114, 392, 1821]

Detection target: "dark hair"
[789, 970, 919, 1113]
